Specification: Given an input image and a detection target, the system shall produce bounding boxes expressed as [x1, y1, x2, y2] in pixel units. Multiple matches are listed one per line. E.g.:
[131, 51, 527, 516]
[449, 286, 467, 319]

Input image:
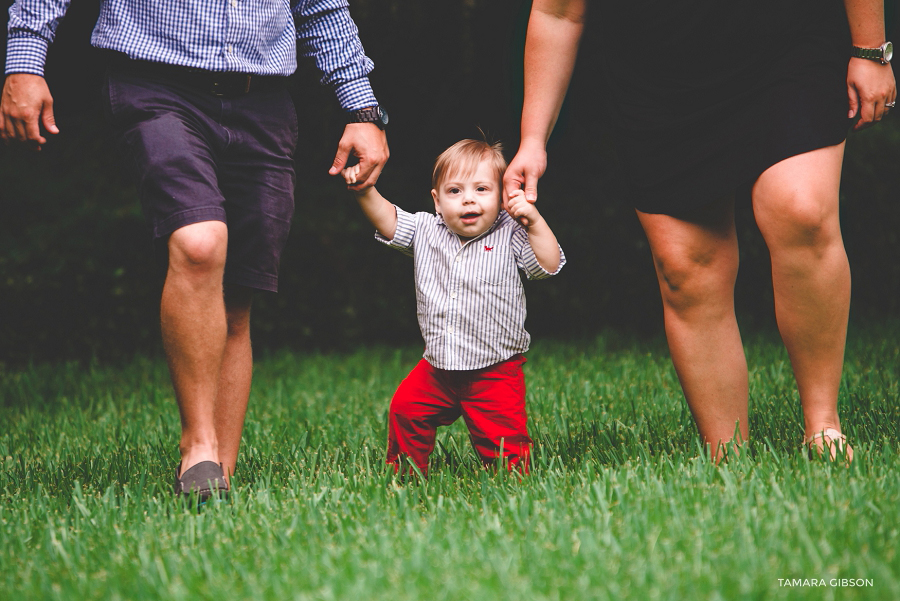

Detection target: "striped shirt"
[377, 206, 566, 371]
[5, 0, 376, 110]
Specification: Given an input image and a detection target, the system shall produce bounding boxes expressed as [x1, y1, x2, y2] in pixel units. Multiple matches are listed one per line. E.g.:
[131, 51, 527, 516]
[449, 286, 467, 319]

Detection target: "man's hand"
[328, 122, 388, 190]
[847, 57, 896, 131]
[0, 74, 59, 150]
[503, 141, 547, 207]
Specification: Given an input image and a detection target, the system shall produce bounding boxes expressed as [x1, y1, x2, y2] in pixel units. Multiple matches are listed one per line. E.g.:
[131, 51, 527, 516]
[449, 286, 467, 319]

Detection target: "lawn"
[1, 322, 898, 600]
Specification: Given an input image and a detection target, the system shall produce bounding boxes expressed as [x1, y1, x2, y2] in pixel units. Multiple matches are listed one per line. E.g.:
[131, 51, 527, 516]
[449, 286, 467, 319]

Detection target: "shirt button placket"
[225, 0, 237, 60]
[449, 251, 463, 362]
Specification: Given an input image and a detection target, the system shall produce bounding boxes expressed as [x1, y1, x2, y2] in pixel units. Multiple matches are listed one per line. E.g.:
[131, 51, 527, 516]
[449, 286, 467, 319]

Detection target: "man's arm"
[293, 0, 389, 189]
[503, 0, 586, 203]
[1, 0, 72, 149]
[1, 74, 58, 149]
[843, 0, 896, 130]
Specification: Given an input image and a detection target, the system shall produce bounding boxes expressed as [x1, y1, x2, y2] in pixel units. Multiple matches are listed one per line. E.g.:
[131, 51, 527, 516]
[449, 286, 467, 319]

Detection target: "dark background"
[1, 0, 898, 364]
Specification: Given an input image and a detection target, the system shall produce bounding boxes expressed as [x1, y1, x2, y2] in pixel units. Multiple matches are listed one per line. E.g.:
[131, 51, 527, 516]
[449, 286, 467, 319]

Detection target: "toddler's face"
[432, 160, 501, 239]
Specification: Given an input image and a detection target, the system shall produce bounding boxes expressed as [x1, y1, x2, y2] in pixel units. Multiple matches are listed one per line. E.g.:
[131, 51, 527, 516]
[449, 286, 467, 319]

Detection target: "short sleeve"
[511, 226, 566, 280]
[375, 205, 417, 257]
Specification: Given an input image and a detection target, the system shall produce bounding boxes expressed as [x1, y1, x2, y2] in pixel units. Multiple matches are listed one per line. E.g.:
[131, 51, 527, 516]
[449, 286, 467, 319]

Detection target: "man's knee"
[168, 221, 228, 273]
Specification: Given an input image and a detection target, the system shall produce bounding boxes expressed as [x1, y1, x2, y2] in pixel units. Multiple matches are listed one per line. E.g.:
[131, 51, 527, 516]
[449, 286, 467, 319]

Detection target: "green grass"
[1, 322, 899, 600]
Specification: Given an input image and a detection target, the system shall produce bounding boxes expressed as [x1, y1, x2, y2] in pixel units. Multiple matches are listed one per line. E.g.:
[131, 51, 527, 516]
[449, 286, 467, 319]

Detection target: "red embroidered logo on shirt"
[484, 245, 493, 251]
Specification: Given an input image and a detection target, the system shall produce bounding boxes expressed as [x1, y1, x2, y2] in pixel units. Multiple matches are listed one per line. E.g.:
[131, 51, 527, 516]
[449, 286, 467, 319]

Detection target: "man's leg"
[751, 143, 851, 459]
[163, 221, 229, 476]
[216, 284, 254, 479]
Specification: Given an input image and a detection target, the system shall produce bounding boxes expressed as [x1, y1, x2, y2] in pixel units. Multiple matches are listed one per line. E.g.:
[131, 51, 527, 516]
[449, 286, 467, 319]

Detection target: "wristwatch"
[348, 105, 389, 129]
[851, 41, 893, 64]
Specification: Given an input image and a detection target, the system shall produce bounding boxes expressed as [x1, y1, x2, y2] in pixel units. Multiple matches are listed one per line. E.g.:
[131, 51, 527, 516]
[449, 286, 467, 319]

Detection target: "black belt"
[106, 53, 286, 97]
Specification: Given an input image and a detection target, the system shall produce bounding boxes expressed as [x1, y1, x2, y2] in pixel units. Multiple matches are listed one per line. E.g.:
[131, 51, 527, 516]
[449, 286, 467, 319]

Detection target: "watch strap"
[348, 106, 388, 128]
[851, 42, 892, 64]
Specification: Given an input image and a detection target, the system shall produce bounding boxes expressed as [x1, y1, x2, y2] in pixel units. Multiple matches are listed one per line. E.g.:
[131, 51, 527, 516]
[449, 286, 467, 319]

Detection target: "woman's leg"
[751, 143, 850, 457]
[637, 200, 748, 459]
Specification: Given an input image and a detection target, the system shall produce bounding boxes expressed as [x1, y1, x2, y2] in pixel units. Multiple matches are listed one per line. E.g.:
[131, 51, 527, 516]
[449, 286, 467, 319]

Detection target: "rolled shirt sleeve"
[293, 0, 378, 111]
[511, 226, 566, 280]
[5, 0, 72, 75]
[375, 205, 416, 257]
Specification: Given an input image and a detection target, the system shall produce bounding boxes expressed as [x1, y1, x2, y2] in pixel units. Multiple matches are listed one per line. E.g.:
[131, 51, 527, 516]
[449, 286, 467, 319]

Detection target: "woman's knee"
[652, 246, 738, 312]
[753, 146, 844, 251]
[756, 191, 841, 251]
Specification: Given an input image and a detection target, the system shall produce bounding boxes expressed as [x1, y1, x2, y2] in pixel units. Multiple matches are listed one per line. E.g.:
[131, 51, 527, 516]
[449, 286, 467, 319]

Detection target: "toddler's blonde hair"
[432, 139, 506, 190]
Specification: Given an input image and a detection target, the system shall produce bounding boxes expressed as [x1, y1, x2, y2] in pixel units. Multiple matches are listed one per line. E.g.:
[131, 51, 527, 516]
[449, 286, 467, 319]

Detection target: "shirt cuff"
[521, 242, 566, 280]
[335, 78, 378, 111]
[375, 205, 416, 253]
[4, 35, 49, 76]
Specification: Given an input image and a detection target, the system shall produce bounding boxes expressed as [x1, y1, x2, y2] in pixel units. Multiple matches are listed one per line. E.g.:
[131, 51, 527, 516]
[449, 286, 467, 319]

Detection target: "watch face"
[884, 41, 893, 62]
[378, 107, 389, 126]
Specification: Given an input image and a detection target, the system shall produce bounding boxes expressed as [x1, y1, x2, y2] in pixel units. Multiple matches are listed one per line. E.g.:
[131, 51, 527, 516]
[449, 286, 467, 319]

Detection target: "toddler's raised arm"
[343, 165, 397, 239]
[507, 189, 561, 273]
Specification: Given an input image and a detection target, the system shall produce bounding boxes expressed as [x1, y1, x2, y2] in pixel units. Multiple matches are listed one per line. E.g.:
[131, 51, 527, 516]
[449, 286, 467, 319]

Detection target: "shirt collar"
[436, 210, 509, 243]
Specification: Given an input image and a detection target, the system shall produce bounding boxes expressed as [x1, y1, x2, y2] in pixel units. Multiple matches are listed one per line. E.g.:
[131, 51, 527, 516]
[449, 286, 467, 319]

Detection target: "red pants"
[386, 355, 531, 475]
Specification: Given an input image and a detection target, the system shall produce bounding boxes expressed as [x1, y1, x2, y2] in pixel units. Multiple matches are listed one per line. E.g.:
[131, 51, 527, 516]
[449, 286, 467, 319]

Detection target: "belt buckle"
[209, 75, 252, 96]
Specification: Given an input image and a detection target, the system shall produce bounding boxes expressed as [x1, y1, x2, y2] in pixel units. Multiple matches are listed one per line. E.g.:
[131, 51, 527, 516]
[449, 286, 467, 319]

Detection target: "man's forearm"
[6, 0, 73, 76]
[294, 0, 377, 111]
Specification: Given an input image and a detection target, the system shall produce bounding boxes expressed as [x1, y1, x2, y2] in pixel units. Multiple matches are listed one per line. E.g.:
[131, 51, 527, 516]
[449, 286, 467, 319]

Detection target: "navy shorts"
[102, 63, 298, 292]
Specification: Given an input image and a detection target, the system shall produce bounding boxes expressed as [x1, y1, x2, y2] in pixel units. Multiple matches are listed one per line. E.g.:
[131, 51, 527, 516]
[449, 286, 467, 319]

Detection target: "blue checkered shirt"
[377, 206, 566, 371]
[5, 0, 377, 110]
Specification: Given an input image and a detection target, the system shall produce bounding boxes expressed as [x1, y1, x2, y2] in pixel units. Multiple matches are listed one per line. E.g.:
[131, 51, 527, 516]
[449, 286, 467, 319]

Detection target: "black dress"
[597, 0, 851, 216]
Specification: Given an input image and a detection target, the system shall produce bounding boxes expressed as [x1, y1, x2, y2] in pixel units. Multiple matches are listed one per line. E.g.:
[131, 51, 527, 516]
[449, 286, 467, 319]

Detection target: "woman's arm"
[503, 0, 587, 202]
[843, 0, 896, 129]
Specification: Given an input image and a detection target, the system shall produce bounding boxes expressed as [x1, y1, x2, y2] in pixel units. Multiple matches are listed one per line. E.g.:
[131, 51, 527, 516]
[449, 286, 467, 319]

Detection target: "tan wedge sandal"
[804, 428, 853, 463]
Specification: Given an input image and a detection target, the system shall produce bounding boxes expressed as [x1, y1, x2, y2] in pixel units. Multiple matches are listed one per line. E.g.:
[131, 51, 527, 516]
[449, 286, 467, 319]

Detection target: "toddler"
[343, 139, 565, 474]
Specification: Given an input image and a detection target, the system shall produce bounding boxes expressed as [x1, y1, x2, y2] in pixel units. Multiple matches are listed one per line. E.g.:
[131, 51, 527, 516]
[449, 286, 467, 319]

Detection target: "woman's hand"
[847, 57, 896, 130]
[503, 141, 547, 206]
[507, 189, 542, 228]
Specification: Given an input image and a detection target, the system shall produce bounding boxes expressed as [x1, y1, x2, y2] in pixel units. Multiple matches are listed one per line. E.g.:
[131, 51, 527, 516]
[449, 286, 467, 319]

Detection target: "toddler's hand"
[341, 164, 361, 186]
[507, 189, 540, 228]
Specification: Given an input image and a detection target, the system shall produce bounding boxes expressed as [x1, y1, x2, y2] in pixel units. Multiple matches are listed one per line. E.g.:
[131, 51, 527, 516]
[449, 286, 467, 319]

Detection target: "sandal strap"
[804, 428, 846, 446]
